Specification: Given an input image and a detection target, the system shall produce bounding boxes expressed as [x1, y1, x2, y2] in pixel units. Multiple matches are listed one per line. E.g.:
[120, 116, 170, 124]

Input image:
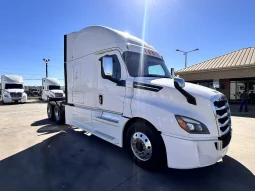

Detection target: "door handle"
[99, 94, 103, 105]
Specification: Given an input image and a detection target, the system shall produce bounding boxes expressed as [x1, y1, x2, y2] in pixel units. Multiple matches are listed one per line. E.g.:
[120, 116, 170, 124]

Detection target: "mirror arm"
[105, 77, 125, 87]
[99, 55, 110, 62]
[174, 81, 197, 105]
[116, 80, 126, 87]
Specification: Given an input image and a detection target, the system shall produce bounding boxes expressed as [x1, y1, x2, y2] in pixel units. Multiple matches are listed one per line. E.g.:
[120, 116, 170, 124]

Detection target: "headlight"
[175, 115, 210, 134]
[4, 91, 10, 98]
[49, 92, 55, 97]
[63, 94, 66, 98]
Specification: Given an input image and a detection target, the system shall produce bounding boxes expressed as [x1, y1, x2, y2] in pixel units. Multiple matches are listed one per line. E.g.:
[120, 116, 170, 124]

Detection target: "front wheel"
[125, 121, 167, 170]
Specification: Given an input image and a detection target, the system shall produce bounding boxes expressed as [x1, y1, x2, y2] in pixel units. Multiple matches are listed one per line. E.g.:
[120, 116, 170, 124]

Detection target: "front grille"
[219, 130, 232, 149]
[216, 108, 227, 116]
[10, 92, 22, 98]
[214, 99, 227, 108]
[215, 130, 232, 150]
[55, 93, 63, 97]
[212, 95, 231, 135]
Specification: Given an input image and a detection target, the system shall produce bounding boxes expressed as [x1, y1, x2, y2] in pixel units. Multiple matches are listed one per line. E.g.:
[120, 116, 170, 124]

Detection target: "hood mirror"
[174, 78, 185, 88]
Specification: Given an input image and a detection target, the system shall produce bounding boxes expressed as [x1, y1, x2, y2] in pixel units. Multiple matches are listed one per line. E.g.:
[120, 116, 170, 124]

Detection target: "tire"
[125, 120, 167, 170]
[47, 103, 54, 120]
[54, 104, 65, 125]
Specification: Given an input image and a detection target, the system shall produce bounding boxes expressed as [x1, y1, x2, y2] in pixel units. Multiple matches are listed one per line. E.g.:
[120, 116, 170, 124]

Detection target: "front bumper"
[49, 97, 65, 101]
[162, 131, 231, 169]
[3, 96, 27, 103]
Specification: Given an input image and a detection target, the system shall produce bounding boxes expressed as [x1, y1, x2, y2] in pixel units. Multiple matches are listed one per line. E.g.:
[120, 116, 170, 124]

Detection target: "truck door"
[70, 56, 95, 132]
[93, 50, 128, 143]
[41, 79, 47, 100]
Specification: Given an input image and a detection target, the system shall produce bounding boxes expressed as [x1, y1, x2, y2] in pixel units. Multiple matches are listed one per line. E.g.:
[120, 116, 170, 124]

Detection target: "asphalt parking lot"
[0, 102, 254, 191]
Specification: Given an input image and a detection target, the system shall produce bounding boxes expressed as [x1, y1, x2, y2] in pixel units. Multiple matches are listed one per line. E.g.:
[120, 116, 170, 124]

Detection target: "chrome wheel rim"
[130, 132, 152, 161]
[47, 106, 52, 117]
[55, 108, 60, 120]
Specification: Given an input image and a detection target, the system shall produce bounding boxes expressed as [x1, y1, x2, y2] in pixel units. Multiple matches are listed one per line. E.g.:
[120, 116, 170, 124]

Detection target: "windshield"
[49, 85, 60, 90]
[5, 84, 23, 89]
[122, 51, 171, 78]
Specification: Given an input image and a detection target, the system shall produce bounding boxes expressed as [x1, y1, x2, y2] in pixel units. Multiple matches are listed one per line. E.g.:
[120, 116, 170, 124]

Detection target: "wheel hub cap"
[131, 132, 152, 161]
[55, 109, 59, 120]
[47, 107, 51, 116]
[136, 142, 144, 152]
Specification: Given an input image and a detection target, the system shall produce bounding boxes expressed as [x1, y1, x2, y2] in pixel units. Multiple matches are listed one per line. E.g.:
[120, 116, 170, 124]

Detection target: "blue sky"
[0, 0, 255, 85]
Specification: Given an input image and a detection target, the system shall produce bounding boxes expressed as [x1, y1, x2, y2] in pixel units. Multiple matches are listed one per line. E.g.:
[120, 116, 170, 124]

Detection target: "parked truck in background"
[41, 78, 65, 101]
[0, 75, 27, 104]
[47, 26, 232, 169]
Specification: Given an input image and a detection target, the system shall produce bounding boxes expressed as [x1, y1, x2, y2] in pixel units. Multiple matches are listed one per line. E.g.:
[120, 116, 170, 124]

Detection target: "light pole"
[43, 58, 50, 78]
[176, 48, 199, 68]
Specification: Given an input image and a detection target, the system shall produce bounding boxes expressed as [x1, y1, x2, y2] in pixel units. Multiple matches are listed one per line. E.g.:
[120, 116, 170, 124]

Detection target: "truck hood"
[5, 89, 24, 93]
[50, 90, 64, 94]
[135, 77, 221, 100]
[133, 77, 222, 138]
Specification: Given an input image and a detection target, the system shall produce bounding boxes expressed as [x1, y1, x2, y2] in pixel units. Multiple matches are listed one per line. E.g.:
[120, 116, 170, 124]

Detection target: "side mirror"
[174, 78, 185, 88]
[213, 82, 220, 89]
[102, 57, 113, 77]
[170, 68, 175, 77]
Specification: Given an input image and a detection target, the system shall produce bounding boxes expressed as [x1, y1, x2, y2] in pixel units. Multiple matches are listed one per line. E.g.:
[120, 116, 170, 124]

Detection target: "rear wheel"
[125, 120, 167, 170]
[54, 104, 65, 125]
[47, 103, 54, 120]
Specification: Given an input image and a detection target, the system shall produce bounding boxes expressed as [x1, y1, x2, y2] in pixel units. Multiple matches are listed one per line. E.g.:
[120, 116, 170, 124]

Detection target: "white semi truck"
[41, 78, 65, 101]
[0, 75, 27, 104]
[47, 26, 232, 169]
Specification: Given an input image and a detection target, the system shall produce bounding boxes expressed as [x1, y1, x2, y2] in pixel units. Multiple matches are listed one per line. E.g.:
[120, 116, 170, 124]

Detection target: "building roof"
[176, 47, 255, 74]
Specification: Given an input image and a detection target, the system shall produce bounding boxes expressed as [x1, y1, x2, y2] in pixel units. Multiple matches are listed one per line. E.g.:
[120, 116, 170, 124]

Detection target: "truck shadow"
[31, 118, 53, 126]
[0, 125, 254, 191]
[31, 118, 69, 136]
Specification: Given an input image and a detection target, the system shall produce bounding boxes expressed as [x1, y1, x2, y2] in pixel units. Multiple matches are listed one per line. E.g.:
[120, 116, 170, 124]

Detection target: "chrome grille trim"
[219, 119, 230, 128]
[215, 104, 229, 110]
[217, 112, 229, 119]
[211, 94, 231, 136]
